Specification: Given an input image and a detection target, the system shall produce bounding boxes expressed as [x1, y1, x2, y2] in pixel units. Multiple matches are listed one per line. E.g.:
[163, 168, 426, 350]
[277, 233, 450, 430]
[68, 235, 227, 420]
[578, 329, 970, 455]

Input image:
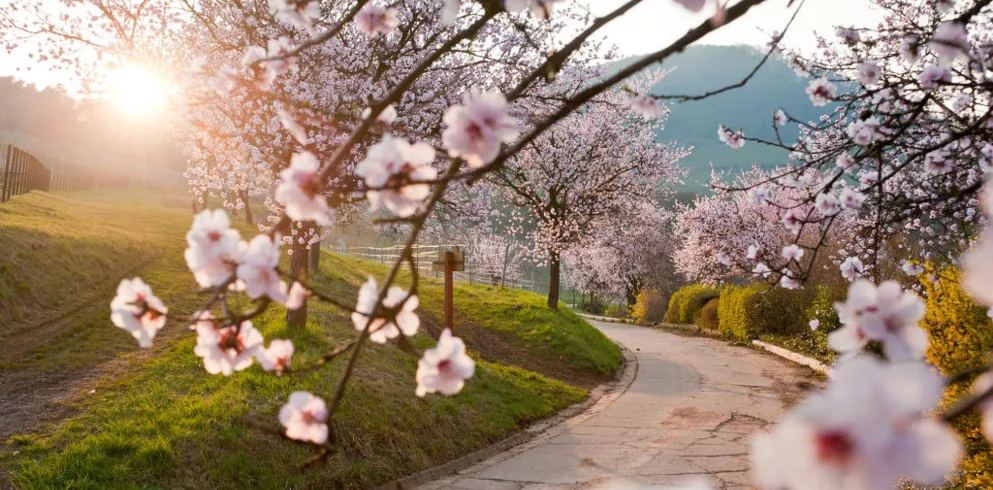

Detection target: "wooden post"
[444, 251, 454, 333]
[1, 144, 11, 201]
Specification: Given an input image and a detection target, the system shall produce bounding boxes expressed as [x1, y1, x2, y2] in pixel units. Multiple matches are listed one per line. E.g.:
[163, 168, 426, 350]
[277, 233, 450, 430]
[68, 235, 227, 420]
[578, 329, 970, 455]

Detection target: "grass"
[0, 191, 618, 489]
[758, 331, 837, 365]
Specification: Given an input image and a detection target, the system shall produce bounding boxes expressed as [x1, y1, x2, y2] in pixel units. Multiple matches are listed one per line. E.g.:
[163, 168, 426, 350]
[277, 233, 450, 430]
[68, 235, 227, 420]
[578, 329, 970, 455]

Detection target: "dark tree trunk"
[547, 251, 560, 310]
[308, 236, 321, 272]
[626, 288, 638, 308]
[286, 223, 314, 328]
[240, 190, 253, 225]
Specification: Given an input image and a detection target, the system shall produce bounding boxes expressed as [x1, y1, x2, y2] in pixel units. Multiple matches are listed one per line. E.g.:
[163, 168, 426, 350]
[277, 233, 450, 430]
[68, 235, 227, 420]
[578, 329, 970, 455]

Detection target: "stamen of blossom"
[442, 90, 520, 169]
[279, 391, 329, 444]
[110, 277, 168, 348]
[354, 135, 438, 217]
[351, 276, 420, 343]
[193, 318, 264, 375]
[415, 328, 475, 397]
[274, 152, 334, 225]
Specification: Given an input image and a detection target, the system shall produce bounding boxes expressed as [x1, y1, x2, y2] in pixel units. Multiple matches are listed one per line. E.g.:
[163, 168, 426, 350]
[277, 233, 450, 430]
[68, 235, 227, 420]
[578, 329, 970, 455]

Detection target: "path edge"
[374, 340, 639, 490]
[752, 339, 834, 377]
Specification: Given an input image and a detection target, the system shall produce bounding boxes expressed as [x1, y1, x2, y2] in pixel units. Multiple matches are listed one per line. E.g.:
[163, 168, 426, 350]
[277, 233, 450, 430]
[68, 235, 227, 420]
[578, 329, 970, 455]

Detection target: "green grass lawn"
[0, 191, 619, 489]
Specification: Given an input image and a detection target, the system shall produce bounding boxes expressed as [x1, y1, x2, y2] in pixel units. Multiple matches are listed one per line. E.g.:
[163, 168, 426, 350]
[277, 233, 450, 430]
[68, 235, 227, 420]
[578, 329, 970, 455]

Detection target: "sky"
[0, 0, 880, 90]
[588, 0, 881, 55]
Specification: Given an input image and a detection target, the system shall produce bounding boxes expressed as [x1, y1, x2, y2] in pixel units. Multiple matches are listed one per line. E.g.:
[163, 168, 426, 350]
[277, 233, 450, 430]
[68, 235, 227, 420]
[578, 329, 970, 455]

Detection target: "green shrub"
[717, 284, 813, 340]
[919, 264, 993, 488]
[663, 284, 718, 324]
[630, 289, 666, 324]
[696, 297, 720, 331]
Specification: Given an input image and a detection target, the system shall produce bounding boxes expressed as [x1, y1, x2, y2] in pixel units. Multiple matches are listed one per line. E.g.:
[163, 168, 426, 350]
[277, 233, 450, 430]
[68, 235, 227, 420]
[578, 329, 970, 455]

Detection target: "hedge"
[920, 265, 993, 487]
[717, 283, 813, 341]
[663, 284, 718, 324]
[696, 297, 720, 331]
[630, 289, 666, 324]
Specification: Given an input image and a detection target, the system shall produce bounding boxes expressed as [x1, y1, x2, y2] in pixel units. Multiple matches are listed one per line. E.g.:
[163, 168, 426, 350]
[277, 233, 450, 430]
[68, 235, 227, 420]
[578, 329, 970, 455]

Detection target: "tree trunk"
[625, 286, 638, 307]
[240, 190, 253, 225]
[286, 225, 313, 328]
[308, 236, 321, 272]
[547, 251, 560, 310]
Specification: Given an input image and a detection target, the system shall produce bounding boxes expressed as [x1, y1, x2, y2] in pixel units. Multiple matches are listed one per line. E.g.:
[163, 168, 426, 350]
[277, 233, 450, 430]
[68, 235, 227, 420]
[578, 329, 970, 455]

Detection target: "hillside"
[0, 191, 620, 488]
[611, 45, 826, 193]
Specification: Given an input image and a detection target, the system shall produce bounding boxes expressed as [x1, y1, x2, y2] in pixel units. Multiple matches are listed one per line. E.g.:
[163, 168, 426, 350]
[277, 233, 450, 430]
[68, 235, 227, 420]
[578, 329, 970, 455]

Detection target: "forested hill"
[611, 45, 827, 193]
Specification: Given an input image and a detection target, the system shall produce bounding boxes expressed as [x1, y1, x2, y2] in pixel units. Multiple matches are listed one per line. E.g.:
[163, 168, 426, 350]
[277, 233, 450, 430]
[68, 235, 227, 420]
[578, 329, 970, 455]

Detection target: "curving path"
[418, 320, 814, 490]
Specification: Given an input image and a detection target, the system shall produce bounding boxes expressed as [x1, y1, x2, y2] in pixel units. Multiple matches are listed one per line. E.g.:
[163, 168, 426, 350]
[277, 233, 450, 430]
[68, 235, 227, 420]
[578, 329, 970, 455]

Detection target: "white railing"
[331, 243, 540, 292]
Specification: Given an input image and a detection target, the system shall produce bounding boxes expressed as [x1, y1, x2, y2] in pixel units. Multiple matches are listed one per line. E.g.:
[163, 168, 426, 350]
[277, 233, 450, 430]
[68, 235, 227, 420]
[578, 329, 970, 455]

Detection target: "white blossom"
[275, 152, 334, 225]
[269, 0, 320, 34]
[279, 391, 329, 444]
[258, 339, 294, 375]
[847, 117, 881, 146]
[782, 244, 804, 262]
[110, 277, 168, 348]
[415, 328, 475, 397]
[184, 209, 242, 288]
[815, 193, 841, 216]
[809, 319, 820, 331]
[236, 235, 288, 303]
[351, 276, 420, 343]
[829, 280, 928, 361]
[362, 104, 398, 125]
[193, 318, 263, 375]
[839, 188, 866, 210]
[919, 65, 951, 90]
[900, 259, 924, 276]
[355, 135, 438, 217]
[717, 125, 745, 149]
[857, 61, 881, 86]
[930, 21, 968, 66]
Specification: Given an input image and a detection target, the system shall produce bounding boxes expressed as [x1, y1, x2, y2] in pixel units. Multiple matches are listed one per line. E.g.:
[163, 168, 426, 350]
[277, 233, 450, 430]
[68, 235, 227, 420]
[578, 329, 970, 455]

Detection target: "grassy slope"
[1, 191, 619, 489]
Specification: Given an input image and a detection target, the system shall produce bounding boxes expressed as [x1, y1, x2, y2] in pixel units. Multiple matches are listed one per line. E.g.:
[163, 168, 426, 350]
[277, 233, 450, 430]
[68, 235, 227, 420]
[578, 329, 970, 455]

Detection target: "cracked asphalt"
[417, 320, 813, 490]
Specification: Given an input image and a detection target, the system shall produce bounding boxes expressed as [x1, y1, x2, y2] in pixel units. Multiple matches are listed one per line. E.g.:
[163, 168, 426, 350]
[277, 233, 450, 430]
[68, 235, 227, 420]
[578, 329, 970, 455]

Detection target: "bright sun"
[107, 65, 168, 116]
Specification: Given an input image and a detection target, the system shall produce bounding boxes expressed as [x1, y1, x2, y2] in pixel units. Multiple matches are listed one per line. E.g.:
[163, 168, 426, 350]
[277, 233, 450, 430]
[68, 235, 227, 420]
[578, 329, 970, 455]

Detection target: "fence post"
[1, 144, 10, 201]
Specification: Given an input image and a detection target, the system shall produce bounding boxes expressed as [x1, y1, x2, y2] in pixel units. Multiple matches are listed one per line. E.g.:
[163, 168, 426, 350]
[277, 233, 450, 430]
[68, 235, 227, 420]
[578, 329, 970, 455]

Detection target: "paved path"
[419, 321, 813, 490]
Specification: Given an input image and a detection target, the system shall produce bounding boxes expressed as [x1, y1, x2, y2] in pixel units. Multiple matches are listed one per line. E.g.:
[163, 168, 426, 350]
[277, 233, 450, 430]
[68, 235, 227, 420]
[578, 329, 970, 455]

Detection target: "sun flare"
[107, 65, 168, 116]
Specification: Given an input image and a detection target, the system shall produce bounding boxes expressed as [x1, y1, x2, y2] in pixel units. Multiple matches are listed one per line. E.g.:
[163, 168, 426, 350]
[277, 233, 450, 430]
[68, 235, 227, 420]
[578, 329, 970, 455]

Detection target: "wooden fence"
[0, 144, 96, 202]
[334, 243, 540, 292]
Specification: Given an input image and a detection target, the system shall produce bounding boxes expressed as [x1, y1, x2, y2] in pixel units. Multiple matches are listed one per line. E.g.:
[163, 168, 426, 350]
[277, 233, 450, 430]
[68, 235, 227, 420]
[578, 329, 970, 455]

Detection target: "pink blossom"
[415, 328, 475, 397]
[836, 153, 856, 172]
[279, 391, 329, 444]
[505, 0, 566, 19]
[442, 90, 520, 168]
[275, 152, 334, 225]
[782, 209, 803, 233]
[815, 193, 841, 216]
[919, 65, 951, 90]
[806, 78, 836, 106]
[781, 275, 801, 290]
[285, 281, 308, 310]
[355, 4, 399, 37]
[258, 339, 294, 375]
[110, 277, 168, 348]
[775, 109, 788, 126]
[362, 105, 398, 125]
[847, 117, 880, 146]
[628, 92, 664, 120]
[351, 276, 420, 343]
[930, 21, 968, 66]
[809, 319, 820, 331]
[900, 259, 924, 276]
[753, 262, 772, 278]
[839, 256, 864, 282]
[717, 125, 745, 149]
[672, 0, 707, 13]
[839, 188, 866, 210]
[830, 280, 927, 361]
[236, 235, 288, 302]
[355, 135, 438, 217]
[278, 109, 309, 145]
[836, 27, 860, 45]
[184, 209, 242, 288]
[782, 244, 804, 262]
[901, 34, 921, 64]
[269, 0, 320, 34]
[857, 61, 881, 86]
[193, 319, 263, 375]
[747, 244, 761, 260]
[752, 357, 961, 490]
